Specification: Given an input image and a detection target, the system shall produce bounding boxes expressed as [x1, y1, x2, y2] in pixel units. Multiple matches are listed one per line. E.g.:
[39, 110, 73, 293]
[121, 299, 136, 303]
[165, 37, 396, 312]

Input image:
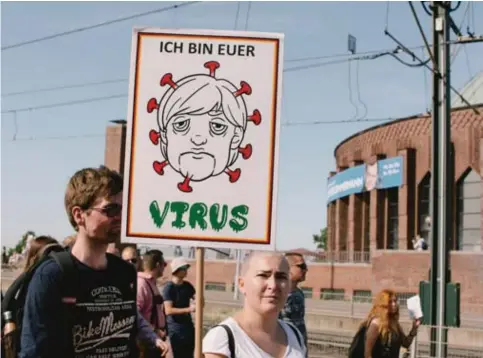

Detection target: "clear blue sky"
[2, 1, 482, 251]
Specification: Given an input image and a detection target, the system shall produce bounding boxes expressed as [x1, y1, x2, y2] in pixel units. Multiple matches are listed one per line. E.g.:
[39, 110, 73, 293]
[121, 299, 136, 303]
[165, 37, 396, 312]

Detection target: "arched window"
[456, 169, 481, 251]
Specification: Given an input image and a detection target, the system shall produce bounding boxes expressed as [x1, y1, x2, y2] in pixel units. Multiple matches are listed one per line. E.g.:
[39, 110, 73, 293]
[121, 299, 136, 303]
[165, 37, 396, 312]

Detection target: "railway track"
[203, 320, 483, 358]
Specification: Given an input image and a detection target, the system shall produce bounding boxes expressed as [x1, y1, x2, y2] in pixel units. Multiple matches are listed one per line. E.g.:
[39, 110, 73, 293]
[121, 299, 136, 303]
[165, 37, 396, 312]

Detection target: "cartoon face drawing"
[147, 61, 261, 193]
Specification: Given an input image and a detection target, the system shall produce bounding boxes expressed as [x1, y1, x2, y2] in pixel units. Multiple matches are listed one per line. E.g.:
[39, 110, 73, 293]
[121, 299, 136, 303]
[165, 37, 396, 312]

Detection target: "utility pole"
[233, 249, 241, 300]
[429, 2, 452, 357]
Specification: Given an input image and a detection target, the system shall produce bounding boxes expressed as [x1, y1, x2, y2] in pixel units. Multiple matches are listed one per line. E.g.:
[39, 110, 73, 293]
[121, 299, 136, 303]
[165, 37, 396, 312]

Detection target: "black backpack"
[1, 245, 74, 357]
[348, 324, 367, 358]
[216, 321, 304, 358]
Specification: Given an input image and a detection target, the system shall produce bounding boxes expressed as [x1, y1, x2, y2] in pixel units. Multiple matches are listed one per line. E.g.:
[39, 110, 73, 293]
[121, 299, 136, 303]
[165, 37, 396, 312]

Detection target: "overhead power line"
[4, 117, 398, 143]
[1, 94, 126, 114]
[2, 50, 394, 114]
[2, 78, 128, 97]
[1, 2, 200, 51]
[3, 48, 397, 98]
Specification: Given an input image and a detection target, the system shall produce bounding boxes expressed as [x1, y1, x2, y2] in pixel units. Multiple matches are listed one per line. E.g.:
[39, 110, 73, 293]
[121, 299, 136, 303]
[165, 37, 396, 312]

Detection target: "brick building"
[321, 101, 483, 310]
[327, 103, 483, 254]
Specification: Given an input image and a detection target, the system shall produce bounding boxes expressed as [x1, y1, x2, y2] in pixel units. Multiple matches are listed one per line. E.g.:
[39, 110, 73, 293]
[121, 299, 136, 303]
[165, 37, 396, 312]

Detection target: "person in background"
[279, 252, 308, 351]
[137, 249, 172, 358]
[163, 257, 196, 358]
[120, 247, 171, 357]
[122, 246, 142, 272]
[363, 289, 420, 358]
[203, 251, 306, 357]
[62, 235, 76, 249]
[23, 236, 61, 272]
[107, 242, 120, 256]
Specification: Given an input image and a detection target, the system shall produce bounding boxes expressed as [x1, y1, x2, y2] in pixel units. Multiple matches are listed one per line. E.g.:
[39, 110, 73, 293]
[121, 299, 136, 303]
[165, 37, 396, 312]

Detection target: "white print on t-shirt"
[72, 311, 136, 353]
[91, 286, 122, 298]
[70, 282, 137, 358]
[203, 317, 307, 358]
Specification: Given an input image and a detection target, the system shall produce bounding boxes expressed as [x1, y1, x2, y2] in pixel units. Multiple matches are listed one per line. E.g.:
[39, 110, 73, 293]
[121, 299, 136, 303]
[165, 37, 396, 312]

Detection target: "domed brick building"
[327, 104, 483, 255]
[322, 73, 483, 313]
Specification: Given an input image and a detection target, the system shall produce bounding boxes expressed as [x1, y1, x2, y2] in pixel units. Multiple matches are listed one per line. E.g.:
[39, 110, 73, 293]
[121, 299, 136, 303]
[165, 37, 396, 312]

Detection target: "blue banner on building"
[327, 165, 365, 203]
[377, 157, 403, 189]
[327, 156, 403, 203]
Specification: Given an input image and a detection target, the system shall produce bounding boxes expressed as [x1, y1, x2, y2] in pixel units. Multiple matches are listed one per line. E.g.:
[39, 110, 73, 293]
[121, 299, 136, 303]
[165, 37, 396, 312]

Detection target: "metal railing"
[309, 251, 372, 264]
[203, 289, 483, 329]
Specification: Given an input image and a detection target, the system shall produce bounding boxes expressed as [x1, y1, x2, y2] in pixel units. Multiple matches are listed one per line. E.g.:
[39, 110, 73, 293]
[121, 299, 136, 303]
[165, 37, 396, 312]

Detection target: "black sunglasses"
[91, 203, 122, 218]
[295, 263, 308, 270]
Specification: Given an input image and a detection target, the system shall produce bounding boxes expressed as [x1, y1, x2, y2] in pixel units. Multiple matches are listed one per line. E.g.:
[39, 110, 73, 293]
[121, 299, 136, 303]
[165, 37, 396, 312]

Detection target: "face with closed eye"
[165, 111, 242, 181]
[238, 253, 290, 315]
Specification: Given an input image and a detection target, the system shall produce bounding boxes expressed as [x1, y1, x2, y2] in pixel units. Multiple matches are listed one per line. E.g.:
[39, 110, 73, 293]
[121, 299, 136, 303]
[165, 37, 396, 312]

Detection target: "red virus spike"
[234, 81, 252, 97]
[178, 176, 193, 193]
[153, 161, 168, 176]
[147, 98, 158, 113]
[204, 61, 220, 77]
[149, 130, 160, 145]
[160, 73, 177, 89]
[248, 109, 262, 125]
[238, 144, 252, 160]
[225, 168, 241, 183]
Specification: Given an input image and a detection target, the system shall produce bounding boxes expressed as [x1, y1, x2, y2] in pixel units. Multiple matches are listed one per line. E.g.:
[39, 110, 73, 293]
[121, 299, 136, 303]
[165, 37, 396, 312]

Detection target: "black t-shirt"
[19, 254, 138, 358]
[162, 281, 195, 330]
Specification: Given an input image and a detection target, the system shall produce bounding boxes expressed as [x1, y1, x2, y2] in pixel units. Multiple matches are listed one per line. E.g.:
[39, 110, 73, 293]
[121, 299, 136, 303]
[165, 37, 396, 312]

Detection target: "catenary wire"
[4, 117, 400, 143]
[2, 50, 395, 113]
[1, 2, 200, 51]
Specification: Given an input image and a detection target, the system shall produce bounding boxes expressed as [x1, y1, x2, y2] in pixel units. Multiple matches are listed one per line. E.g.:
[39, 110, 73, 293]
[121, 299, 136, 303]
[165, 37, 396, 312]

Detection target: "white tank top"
[202, 317, 307, 358]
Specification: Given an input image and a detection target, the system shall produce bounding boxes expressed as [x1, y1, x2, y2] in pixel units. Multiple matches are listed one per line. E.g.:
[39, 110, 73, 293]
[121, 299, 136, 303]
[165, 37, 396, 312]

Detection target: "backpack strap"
[285, 322, 303, 349]
[49, 251, 79, 353]
[216, 324, 235, 358]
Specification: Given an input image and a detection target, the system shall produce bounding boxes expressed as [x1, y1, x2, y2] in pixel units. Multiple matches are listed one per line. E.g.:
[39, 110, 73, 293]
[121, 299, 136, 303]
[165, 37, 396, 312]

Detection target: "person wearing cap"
[162, 257, 196, 358]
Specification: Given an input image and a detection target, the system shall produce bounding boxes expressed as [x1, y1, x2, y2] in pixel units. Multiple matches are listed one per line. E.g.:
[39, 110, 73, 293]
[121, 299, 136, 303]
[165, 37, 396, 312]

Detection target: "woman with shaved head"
[203, 252, 306, 358]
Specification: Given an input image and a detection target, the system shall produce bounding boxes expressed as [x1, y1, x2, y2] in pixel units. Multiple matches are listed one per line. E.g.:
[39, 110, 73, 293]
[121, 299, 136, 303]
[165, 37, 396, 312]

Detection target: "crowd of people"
[1, 165, 420, 358]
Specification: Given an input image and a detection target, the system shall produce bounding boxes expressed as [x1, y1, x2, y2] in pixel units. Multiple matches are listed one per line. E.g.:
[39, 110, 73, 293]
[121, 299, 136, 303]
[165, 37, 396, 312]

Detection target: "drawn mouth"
[182, 150, 214, 159]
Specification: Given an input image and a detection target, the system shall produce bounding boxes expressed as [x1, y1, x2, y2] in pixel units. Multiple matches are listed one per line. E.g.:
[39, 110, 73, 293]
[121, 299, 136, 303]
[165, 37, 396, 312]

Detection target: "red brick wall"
[175, 251, 483, 312]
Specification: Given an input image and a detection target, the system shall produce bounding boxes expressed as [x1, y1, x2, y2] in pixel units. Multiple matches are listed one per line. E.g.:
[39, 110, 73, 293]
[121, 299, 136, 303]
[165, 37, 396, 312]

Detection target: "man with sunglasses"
[19, 166, 168, 358]
[279, 252, 309, 355]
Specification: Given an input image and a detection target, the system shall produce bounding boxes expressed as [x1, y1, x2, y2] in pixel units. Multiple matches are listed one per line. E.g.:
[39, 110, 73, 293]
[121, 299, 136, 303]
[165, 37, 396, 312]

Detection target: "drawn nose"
[191, 135, 207, 146]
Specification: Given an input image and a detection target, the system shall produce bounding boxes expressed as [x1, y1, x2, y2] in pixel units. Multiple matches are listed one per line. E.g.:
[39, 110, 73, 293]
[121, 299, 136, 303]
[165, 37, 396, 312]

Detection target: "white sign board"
[407, 295, 423, 320]
[121, 28, 284, 251]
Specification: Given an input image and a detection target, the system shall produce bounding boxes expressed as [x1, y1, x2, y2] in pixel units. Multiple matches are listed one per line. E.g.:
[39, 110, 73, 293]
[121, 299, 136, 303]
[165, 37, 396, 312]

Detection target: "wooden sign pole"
[194, 247, 205, 358]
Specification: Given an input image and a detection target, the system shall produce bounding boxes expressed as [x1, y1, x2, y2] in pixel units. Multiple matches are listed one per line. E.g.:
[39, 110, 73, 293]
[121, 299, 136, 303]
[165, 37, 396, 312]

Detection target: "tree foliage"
[313, 227, 327, 250]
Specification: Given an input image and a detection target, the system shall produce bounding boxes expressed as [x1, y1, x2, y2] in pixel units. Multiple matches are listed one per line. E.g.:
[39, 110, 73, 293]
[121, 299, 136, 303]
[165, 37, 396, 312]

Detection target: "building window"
[205, 282, 226, 291]
[300, 287, 313, 298]
[418, 173, 431, 241]
[387, 188, 399, 249]
[353, 290, 372, 303]
[320, 288, 345, 300]
[456, 170, 481, 251]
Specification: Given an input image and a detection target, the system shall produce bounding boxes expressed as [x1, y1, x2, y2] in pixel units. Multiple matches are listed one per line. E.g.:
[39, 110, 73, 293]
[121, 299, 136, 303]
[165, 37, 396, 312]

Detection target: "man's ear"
[71, 206, 85, 228]
[230, 127, 243, 149]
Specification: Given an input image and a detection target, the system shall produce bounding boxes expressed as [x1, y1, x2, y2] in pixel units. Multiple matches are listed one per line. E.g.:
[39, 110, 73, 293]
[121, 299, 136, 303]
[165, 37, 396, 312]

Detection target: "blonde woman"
[203, 252, 306, 358]
[363, 289, 420, 358]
